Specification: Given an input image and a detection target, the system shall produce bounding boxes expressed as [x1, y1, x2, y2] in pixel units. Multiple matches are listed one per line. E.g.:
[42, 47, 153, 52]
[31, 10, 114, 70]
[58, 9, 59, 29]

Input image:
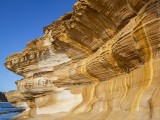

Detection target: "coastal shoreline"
[0, 102, 25, 119]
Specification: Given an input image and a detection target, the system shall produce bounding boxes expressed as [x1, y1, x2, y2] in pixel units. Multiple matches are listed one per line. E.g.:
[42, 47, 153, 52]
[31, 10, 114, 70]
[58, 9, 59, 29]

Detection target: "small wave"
[0, 102, 24, 119]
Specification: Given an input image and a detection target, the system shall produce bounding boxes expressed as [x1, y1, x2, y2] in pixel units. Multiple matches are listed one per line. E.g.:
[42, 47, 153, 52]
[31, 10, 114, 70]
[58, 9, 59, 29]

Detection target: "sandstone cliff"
[5, 0, 160, 120]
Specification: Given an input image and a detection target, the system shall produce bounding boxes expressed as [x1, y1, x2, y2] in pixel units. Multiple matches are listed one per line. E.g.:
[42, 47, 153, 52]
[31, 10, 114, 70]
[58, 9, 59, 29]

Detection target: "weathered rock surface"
[5, 90, 28, 109]
[5, 0, 160, 120]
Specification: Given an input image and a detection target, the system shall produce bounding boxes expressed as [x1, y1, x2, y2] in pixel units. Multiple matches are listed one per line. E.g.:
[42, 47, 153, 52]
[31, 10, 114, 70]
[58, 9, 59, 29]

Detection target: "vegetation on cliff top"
[0, 92, 7, 102]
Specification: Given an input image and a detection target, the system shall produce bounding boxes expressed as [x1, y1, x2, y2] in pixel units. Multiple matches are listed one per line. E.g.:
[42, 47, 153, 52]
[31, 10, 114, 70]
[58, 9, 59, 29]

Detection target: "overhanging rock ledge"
[5, 0, 160, 120]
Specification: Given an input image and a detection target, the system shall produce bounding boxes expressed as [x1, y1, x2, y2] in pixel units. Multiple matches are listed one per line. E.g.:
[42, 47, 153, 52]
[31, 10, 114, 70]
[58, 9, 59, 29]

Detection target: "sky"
[0, 0, 77, 92]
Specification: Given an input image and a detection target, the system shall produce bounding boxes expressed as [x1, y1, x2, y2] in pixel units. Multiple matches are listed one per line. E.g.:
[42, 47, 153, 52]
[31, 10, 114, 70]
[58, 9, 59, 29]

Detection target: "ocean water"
[0, 102, 23, 120]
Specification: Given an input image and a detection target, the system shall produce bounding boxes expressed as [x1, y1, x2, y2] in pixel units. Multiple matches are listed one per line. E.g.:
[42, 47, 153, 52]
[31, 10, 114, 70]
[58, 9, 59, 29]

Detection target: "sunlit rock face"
[5, 0, 160, 120]
[5, 90, 28, 109]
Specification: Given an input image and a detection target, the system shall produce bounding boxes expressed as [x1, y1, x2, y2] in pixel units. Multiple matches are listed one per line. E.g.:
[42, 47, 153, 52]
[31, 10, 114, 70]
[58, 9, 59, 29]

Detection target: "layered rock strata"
[5, 90, 28, 109]
[5, 0, 160, 120]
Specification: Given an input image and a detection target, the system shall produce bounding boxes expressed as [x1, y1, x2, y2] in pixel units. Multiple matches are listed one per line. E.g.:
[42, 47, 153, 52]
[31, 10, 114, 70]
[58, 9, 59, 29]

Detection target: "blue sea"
[0, 102, 23, 120]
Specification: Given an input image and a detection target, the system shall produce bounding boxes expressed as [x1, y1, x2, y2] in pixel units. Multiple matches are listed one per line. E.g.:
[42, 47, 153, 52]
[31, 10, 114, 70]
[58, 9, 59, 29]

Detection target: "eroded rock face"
[5, 0, 160, 119]
[5, 90, 28, 109]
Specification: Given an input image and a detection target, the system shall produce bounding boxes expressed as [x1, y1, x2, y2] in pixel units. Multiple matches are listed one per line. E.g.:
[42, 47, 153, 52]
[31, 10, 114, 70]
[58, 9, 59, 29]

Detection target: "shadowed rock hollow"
[5, 0, 160, 120]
